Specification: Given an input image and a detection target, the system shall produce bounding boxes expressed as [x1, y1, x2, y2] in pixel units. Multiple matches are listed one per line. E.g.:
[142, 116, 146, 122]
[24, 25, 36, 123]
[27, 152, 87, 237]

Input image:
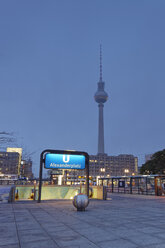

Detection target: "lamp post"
[100, 167, 105, 177]
[124, 169, 129, 176]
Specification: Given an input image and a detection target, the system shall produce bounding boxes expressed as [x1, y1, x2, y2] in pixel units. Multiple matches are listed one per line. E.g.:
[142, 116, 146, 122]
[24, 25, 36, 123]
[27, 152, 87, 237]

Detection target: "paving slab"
[20, 239, 59, 248]
[0, 245, 20, 248]
[0, 194, 165, 247]
[98, 239, 137, 248]
[139, 244, 165, 248]
[18, 229, 50, 243]
[0, 236, 19, 246]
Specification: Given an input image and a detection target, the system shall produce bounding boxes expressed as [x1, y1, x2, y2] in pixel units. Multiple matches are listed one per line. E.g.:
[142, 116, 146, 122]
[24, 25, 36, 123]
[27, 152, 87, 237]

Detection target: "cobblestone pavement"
[0, 194, 165, 248]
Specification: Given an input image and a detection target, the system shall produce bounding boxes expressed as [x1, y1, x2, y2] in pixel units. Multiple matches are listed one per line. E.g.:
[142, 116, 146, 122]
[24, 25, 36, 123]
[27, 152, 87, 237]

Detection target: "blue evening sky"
[0, 0, 165, 176]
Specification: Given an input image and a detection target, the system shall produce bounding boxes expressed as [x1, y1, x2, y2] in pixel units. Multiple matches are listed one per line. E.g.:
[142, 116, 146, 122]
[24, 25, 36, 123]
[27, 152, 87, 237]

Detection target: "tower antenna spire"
[100, 44, 102, 81]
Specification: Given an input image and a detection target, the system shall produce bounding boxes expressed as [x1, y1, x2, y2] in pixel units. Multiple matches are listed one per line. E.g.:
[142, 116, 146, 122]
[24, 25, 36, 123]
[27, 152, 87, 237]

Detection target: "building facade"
[89, 154, 138, 179]
[7, 148, 22, 176]
[0, 150, 33, 179]
[0, 152, 20, 176]
[20, 159, 33, 179]
[69, 154, 138, 184]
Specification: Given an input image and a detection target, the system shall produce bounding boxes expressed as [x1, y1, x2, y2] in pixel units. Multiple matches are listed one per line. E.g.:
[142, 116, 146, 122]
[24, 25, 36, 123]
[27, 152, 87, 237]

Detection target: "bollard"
[103, 186, 107, 200]
[15, 189, 19, 200]
[30, 189, 34, 200]
[8, 186, 16, 203]
[73, 194, 89, 211]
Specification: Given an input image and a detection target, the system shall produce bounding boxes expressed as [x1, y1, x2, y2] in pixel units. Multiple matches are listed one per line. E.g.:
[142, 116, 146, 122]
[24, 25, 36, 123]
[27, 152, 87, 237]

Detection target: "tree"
[0, 132, 15, 150]
[140, 149, 165, 175]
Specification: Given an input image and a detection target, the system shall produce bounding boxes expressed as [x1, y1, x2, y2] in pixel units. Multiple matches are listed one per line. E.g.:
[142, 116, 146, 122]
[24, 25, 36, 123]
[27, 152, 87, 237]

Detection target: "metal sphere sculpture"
[73, 194, 89, 211]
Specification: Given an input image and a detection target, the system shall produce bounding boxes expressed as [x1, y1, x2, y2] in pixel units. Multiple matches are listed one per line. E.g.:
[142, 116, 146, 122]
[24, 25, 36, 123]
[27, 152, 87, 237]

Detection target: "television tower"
[94, 45, 108, 154]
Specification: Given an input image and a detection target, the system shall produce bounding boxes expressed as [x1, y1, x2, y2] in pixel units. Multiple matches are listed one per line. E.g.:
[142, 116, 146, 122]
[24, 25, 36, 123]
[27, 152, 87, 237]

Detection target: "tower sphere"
[94, 81, 108, 104]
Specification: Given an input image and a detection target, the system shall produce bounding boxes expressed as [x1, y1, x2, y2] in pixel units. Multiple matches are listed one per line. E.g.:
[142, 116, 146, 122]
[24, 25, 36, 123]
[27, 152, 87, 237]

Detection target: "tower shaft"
[98, 103, 104, 154]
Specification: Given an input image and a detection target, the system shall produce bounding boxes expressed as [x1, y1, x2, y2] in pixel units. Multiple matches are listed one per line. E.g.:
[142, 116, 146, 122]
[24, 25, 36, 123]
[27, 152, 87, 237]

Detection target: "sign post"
[38, 149, 89, 203]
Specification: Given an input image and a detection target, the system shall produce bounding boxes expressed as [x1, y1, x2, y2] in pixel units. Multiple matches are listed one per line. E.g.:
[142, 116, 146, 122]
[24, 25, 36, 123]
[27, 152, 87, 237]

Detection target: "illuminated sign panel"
[45, 154, 85, 170]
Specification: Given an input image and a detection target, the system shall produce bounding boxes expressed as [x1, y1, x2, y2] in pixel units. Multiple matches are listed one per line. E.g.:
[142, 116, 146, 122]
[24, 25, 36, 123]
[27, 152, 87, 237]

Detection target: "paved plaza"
[0, 194, 165, 248]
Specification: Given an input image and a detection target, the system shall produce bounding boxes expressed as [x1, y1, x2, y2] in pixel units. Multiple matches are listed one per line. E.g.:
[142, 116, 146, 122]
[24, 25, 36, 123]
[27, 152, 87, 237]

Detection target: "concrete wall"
[14, 185, 104, 201]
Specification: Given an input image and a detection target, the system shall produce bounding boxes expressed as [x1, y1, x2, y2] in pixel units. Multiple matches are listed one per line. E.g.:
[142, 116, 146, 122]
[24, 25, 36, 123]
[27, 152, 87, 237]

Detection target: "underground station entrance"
[8, 150, 105, 203]
[38, 149, 89, 202]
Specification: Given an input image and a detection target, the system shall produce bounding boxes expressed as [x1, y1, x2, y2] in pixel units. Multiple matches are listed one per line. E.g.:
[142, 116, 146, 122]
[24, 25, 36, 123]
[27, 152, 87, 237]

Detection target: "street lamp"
[124, 169, 129, 176]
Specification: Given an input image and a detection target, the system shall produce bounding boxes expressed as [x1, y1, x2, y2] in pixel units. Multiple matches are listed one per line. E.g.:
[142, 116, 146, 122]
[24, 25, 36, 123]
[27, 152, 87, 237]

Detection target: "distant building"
[0, 152, 20, 176]
[7, 148, 22, 176]
[0, 148, 33, 179]
[74, 154, 138, 179]
[67, 154, 138, 184]
[89, 154, 138, 178]
[20, 160, 33, 179]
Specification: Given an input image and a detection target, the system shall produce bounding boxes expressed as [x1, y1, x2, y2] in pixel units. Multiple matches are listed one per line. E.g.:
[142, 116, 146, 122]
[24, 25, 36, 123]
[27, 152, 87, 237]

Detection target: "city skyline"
[0, 1, 165, 175]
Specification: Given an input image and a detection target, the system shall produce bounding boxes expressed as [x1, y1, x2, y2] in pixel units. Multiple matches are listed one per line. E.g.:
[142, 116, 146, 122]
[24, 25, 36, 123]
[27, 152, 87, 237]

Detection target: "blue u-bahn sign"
[45, 154, 85, 170]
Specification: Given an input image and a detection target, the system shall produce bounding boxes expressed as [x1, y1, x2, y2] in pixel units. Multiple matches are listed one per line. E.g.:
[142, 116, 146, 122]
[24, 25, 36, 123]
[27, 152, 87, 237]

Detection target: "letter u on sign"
[63, 155, 70, 163]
